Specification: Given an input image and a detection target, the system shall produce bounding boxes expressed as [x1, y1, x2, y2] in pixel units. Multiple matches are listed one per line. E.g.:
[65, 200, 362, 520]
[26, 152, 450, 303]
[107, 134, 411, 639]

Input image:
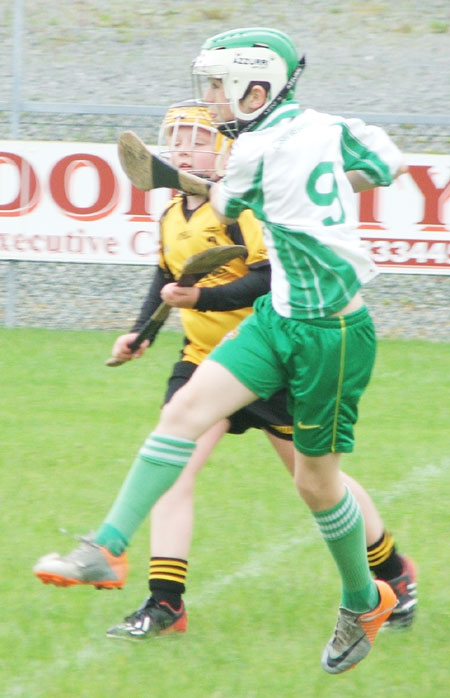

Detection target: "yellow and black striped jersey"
[159, 195, 268, 365]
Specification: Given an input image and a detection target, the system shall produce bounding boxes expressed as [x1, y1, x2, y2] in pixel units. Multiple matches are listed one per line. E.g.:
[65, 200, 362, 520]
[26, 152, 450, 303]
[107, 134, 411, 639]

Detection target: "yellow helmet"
[158, 100, 232, 178]
[162, 102, 216, 135]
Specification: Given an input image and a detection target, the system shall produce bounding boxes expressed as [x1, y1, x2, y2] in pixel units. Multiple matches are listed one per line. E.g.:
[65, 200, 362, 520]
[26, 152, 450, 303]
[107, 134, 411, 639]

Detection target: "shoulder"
[226, 132, 264, 176]
[160, 194, 183, 220]
[236, 208, 262, 228]
[232, 129, 267, 155]
[301, 108, 341, 127]
[223, 208, 263, 245]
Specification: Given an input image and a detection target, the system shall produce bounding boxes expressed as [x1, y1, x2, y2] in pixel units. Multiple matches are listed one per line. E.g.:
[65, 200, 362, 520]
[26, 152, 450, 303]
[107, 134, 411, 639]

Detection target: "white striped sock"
[314, 487, 360, 541]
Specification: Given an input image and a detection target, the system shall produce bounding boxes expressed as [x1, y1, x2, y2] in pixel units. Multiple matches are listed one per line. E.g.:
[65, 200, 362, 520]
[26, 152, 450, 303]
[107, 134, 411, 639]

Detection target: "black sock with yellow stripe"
[149, 557, 188, 610]
[367, 530, 403, 580]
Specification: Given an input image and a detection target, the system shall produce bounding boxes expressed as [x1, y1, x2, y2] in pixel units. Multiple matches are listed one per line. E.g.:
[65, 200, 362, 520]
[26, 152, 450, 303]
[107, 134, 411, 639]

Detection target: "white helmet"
[192, 27, 305, 136]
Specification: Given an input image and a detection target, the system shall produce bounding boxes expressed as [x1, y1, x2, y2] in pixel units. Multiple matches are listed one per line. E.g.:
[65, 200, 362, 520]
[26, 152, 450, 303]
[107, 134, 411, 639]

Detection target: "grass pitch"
[1, 328, 449, 698]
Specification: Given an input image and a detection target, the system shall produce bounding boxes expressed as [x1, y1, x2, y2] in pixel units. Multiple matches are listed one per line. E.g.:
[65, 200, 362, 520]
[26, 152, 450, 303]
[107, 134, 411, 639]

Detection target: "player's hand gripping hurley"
[105, 245, 247, 367]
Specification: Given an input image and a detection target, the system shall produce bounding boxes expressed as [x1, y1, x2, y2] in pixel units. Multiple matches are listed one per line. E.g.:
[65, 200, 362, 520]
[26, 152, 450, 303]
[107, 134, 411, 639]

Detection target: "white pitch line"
[187, 457, 449, 607]
[368, 459, 449, 505]
[187, 531, 318, 606]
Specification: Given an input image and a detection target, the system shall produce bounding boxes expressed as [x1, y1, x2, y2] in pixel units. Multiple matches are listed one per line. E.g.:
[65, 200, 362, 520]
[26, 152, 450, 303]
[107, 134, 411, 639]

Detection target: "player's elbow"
[209, 183, 236, 224]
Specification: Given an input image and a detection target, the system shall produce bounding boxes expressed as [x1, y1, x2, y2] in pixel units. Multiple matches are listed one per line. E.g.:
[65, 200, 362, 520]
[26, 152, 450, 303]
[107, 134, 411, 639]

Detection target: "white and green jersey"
[217, 102, 404, 319]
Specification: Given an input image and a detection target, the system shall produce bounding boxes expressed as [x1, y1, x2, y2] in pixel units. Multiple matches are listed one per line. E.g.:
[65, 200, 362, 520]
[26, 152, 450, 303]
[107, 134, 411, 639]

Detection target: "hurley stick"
[118, 130, 212, 195]
[105, 244, 247, 367]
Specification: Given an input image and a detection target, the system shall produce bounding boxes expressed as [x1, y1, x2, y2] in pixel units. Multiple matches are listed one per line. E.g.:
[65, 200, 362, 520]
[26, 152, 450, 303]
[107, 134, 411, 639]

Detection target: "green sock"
[314, 486, 379, 612]
[95, 433, 195, 555]
[95, 523, 128, 556]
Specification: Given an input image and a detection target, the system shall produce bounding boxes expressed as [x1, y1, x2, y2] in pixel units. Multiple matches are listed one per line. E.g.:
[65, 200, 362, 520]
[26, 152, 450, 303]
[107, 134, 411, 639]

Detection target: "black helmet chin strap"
[217, 120, 240, 138]
[238, 54, 306, 134]
[216, 55, 306, 138]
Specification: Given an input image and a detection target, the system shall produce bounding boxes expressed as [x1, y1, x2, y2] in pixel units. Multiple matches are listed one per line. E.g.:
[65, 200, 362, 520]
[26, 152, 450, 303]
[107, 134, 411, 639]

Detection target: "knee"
[157, 385, 208, 438]
[160, 389, 193, 426]
[294, 451, 344, 510]
[294, 468, 321, 502]
[294, 452, 320, 493]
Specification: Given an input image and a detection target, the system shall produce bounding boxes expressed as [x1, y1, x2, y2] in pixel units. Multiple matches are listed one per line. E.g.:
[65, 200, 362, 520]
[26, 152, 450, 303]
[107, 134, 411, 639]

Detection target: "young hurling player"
[192, 28, 411, 674]
[34, 101, 416, 650]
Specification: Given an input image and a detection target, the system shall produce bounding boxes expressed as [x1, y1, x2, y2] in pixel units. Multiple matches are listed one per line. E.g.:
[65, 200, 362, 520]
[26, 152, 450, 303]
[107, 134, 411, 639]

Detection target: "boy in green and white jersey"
[206, 98, 402, 321]
[192, 27, 409, 673]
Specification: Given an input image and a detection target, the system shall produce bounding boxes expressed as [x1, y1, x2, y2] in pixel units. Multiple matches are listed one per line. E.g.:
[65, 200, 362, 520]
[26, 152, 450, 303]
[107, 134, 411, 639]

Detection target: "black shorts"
[164, 360, 293, 441]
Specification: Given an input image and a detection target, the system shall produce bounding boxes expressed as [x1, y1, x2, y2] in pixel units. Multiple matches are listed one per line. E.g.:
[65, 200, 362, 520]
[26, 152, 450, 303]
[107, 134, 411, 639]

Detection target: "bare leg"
[341, 473, 383, 546]
[156, 360, 258, 439]
[294, 449, 380, 614]
[294, 450, 344, 511]
[150, 359, 257, 559]
[150, 419, 230, 559]
[267, 430, 383, 545]
[264, 430, 295, 476]
[151, 426, 383, 557]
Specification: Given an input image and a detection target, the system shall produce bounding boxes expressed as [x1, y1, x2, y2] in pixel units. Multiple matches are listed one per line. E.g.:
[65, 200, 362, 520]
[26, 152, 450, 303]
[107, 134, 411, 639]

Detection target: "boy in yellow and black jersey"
[125, 111, 290, 436]
[138, 196, 269, 366]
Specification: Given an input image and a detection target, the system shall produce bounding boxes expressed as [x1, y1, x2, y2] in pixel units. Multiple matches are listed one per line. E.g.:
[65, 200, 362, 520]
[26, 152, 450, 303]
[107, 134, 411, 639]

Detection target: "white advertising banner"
[0, 142, 449, 274]
[358, 153, 450, 275]
[0, 141, 171, 265]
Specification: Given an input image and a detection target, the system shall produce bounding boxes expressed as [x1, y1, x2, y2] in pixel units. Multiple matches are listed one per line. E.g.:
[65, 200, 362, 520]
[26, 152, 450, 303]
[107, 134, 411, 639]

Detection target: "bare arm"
[209, 182, 236, 224]
[347, 164, 409, 192]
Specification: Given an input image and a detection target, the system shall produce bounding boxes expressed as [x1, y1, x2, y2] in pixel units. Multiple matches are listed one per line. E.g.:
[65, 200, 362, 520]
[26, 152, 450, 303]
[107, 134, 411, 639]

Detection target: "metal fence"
[0, 1, 449, 341]
[1, 0, 450, 147]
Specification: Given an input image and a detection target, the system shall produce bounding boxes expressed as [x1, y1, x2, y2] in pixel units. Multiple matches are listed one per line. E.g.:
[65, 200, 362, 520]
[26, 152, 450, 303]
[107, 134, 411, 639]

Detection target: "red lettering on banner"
[47, 236, 61, 253]
[408, 165, 450, 228]
[126, 186, 154, 221]
[358, 188, 386, 231]
[0, 153, 41, 216]
[29, 235, 43, 251]
[362, 237, 450, 268]
[359, 189, 385, 230]
[130, 230, 158, 257]
[105, 237, 119, 255]
[14, 234, 26, 251]
[49, 154, 119, 221]
[0, 231, 120, 256]
[125, 185, 175, 222]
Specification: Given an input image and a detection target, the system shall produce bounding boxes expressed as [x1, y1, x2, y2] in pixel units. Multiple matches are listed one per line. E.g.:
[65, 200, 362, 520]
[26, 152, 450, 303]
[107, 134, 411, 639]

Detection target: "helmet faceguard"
[158, 100, 233, 179]
[192, 27, 306, 136]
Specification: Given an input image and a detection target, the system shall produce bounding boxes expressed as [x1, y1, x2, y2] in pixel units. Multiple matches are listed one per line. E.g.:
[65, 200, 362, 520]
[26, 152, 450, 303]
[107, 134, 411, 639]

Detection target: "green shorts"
[209, 293, 377, 456]
[164, 359, 293, 440]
